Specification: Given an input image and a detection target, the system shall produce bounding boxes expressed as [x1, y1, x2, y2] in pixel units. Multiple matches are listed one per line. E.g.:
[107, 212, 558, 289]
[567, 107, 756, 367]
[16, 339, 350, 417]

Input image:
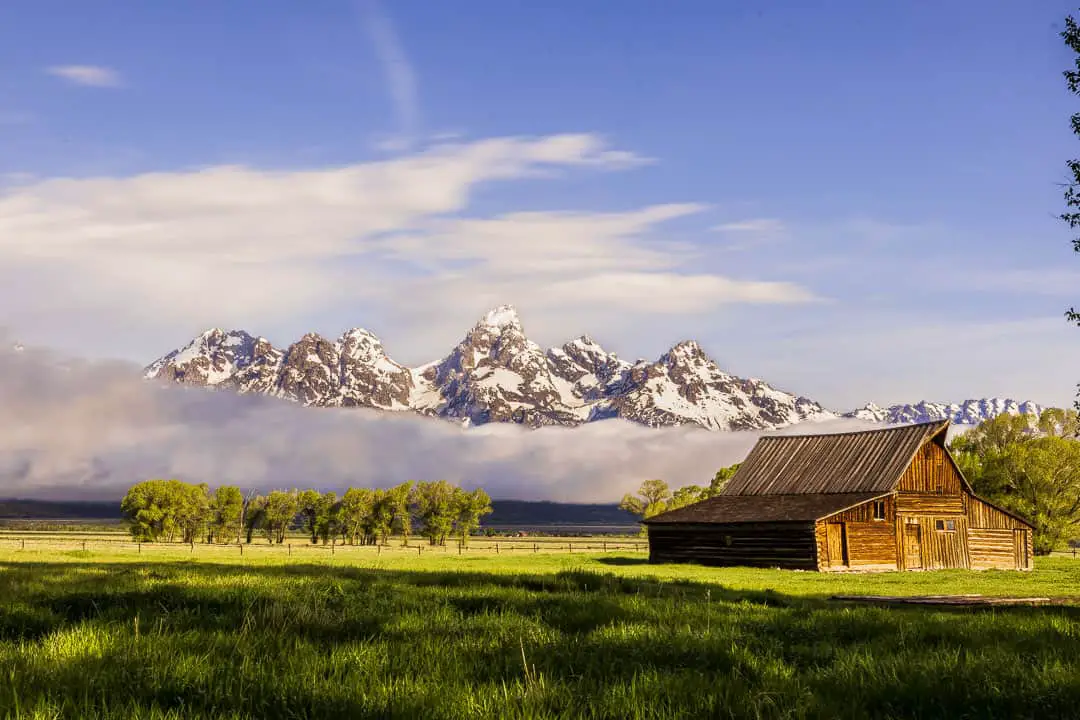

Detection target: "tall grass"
[1, 552, 1079, 719]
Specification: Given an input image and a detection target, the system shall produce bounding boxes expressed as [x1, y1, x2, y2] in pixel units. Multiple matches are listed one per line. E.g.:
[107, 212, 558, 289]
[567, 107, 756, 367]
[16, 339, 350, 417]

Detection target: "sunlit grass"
[1, 547, 1079, 718]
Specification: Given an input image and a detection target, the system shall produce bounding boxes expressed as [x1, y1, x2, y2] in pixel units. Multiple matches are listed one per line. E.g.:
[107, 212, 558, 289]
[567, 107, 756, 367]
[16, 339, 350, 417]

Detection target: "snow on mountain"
[143, 305, 1045, 432]
[844, 399, 1044, 425]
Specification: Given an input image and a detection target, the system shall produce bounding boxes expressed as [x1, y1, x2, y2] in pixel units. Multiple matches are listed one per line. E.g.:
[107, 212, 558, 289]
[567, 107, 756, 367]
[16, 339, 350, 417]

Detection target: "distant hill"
[0, 499, 120, 519]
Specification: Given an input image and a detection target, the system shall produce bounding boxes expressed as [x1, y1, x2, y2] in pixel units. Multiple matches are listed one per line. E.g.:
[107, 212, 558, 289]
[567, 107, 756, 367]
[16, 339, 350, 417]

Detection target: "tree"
[208, 486, 244, 544]
[316, 492, 340, 545]
[339, 488, 373, 545]
[413, 480, 457, 545]
[389, 482, 414, 545]
[452, 488, 493, 545]
[619, 479, 673, 528]
[951, 409, 1080, 554]
[297, 489, 323, 544]
[121, 479, 177, 543]
[262, 490, 299, 544]
[1063, 14, 1080, 409]
[985, 437, 1080, 554]
[707, 463, 742, 497]
[243, 494, 266, 544]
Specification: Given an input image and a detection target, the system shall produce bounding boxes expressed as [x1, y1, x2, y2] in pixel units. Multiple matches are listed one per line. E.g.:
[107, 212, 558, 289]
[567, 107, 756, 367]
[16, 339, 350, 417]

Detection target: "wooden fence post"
[568, 543, 572, 553]
[289, 544, 292, 557]
[603, 541, 607, 552]
[331, 543, 335, 556]
[138, 542, 142, 555]
[495, 543, 499, 555]
[418, 545, 422, 557]
[533, 543, 538, 553]
[239, 544, 243, 556]
[21, 539, 25, 550]
[378, 545, 382, 558]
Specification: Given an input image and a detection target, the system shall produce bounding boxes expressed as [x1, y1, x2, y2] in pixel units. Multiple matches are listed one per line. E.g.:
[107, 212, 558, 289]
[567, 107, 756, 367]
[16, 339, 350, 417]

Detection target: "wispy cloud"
[711, 218, 786, 234]
[46, 65, 123, 88]
[361, 1, 418, 150]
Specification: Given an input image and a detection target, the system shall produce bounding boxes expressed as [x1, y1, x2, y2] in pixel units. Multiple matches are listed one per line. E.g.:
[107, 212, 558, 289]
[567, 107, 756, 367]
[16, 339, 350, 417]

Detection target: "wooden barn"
[644, 420, 1034, 572]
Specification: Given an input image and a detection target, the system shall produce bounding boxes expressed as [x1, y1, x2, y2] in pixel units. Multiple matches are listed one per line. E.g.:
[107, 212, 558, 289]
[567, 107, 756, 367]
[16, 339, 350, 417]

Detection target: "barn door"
[904, 523, 923, 570]
[1013, 529, 1029, 569]
[826, 523, 848, 568]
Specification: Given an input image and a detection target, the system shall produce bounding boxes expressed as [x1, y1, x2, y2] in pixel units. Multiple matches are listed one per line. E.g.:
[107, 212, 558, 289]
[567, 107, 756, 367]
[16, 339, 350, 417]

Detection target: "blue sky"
[1, 0, 1079, 411]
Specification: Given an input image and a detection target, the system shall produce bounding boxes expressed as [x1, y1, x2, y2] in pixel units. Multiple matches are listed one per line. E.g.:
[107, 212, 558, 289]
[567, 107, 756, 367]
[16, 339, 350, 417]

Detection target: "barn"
[644, 420, 1034, 571]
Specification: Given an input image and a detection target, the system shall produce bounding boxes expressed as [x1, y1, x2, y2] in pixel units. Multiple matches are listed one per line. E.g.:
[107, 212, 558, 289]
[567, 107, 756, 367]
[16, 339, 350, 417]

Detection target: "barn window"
[934, 519, 956, 532]
[872, 501, 886, 521]
[723, 535, 733, 546]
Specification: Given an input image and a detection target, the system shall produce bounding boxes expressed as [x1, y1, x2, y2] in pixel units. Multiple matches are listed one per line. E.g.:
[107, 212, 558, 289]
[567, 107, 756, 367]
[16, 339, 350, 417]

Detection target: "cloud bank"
[0, 342, 880, 503]
[0, 133, 817, 364]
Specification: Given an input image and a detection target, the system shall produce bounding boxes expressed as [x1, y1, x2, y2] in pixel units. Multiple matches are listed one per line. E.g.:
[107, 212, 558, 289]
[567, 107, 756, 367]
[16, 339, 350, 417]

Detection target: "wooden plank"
[830, 594, 1073, 607]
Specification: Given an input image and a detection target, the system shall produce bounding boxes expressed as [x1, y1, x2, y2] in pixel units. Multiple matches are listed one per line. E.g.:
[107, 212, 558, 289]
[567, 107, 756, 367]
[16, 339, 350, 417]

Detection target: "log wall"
[816, 497, 899, 571]
[647, 522, 817, 570]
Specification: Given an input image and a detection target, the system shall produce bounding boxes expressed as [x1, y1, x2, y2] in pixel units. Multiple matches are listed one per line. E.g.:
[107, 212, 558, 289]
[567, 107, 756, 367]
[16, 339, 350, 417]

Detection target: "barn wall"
[964, 495, 1033, 570]
[816, 497, 898, 571]
[909, 516, 969, 569]
[897, 442, 963, 494]
[647, 523, 817, 570]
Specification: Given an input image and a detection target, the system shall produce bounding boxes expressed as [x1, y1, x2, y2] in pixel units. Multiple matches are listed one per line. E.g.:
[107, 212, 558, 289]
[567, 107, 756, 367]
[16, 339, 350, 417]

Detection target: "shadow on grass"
[1, 560, 1080, 719]
[592, 556, 650, 566]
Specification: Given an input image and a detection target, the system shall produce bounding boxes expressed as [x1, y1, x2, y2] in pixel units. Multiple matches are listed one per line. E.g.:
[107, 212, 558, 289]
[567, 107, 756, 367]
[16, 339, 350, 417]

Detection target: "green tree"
[619, 479, 673, 527]
[263, 490, 299, 544]
[984, 437, 1080, 554]
[669, 485, 705, 510]
[706, 463, 742, 497]
[951, 409, 1080, 554]
[339, 488, 373, 545]
[1063, 13, 1080, 403]
[316, 492, 340, 545]
[120, 479, 177, 542]
[413, 480, 457, 545]
[452, 487, 493, 545]
[389, 482, 415, 545]
[297, 489, 322, 544]
[208, 486, 244, 544]
[243, 494, 266, 544]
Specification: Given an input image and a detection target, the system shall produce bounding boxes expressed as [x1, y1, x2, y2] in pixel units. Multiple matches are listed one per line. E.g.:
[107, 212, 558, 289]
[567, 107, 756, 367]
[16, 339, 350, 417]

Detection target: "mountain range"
[143, 305, 1044, 432]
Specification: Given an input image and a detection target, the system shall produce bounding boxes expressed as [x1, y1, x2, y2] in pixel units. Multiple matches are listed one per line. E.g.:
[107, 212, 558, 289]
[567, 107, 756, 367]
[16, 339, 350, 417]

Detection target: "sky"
[0, 0, 1079, 416]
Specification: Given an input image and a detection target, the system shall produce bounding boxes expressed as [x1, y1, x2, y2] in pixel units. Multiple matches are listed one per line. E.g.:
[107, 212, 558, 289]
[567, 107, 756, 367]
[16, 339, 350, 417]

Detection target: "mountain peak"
[478, 305, 522, 330]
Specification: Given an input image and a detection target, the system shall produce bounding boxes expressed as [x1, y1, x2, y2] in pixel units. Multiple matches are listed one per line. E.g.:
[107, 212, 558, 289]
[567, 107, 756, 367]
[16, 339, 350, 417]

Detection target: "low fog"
[0, 342, 883, 503]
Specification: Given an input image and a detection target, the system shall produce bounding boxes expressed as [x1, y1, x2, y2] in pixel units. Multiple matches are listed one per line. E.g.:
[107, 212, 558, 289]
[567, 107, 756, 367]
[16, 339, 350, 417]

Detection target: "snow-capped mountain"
[844, 399, 1044, 425]
[145, 305, 836, 431]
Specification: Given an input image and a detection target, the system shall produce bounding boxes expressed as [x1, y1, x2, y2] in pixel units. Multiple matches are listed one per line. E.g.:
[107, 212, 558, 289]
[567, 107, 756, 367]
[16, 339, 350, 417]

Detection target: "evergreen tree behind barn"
[644, 421, 1034, 571]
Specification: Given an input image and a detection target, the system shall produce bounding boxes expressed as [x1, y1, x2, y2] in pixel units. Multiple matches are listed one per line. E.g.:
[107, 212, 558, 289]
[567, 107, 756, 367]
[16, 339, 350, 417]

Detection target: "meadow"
[1, 538, 1079, 719]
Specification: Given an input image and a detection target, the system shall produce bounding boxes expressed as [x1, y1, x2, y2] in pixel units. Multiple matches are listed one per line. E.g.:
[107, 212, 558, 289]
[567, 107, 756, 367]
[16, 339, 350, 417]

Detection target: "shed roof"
[721, 420, 950, 496]
[643, 492, 886, 525]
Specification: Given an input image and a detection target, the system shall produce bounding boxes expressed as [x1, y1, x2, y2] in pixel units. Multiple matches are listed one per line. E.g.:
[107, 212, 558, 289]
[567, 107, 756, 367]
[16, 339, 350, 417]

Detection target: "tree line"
[120, 480, 493, 547]
[950, 408, 1080, 555]
[618, 464, 741, 528]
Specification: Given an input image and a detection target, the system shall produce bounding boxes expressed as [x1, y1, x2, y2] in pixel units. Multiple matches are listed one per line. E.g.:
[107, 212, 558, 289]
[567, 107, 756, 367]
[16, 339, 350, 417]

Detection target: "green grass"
[1, 547, 1079, 719]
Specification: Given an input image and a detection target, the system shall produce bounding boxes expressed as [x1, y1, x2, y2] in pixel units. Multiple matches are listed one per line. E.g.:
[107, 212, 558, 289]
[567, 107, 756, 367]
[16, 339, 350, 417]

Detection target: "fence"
[0, 534, 650, 558]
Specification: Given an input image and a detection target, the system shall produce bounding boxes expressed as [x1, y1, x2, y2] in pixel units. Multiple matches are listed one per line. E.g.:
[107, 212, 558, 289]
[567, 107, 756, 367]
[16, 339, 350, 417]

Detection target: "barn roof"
[643, 492, 886, 525]
[721, 420, 950, 496]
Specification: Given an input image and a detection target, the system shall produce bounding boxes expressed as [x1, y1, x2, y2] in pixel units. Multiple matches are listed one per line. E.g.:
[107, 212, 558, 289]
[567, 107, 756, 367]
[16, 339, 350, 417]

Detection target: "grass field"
[2, 541, 1080, 719]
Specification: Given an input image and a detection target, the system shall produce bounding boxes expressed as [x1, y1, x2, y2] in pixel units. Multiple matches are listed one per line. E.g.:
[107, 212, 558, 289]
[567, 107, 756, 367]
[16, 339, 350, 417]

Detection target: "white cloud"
[0, 342, 875, 502]
[0, 133, 815, 363]
[46, 65, 122, 88]
[711, 218, 786, 234]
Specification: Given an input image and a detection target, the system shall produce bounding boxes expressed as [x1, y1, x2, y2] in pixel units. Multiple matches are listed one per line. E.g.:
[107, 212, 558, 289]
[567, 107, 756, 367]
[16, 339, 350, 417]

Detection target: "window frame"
[871, 500, 886, 521]
[934, 518, 957, 533]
